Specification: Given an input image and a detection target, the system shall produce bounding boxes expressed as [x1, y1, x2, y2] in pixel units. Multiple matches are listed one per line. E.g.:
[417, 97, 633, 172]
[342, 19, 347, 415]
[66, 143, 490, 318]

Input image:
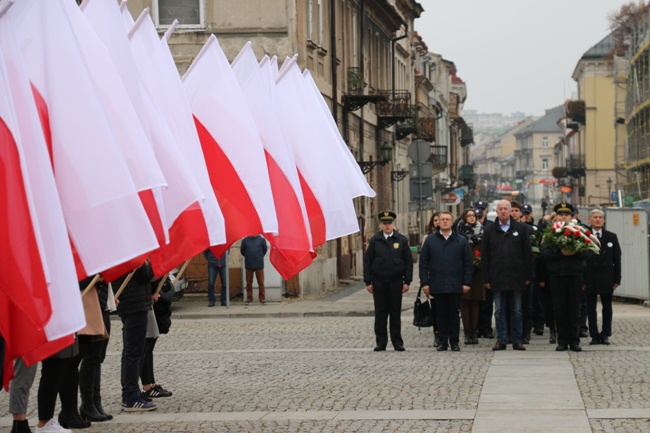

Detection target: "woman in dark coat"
[456, 209, 485, 344]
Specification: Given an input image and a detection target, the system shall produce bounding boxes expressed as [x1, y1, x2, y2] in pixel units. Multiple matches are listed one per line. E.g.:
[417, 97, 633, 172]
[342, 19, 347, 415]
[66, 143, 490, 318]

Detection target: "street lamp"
[607, 177, 613, 201]
[358, 141, 393, 174]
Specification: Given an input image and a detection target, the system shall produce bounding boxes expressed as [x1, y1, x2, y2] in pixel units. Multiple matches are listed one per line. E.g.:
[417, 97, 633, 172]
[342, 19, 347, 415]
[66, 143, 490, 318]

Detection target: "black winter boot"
[464, 331, 471, 345]
[94, 395, 113, 421]
[549, 328, 557, 344]
[80, 397, 109, 422]
[11, 420, 31, 433]
[58, 407, 91, 429]
[471, 330, 479, 344]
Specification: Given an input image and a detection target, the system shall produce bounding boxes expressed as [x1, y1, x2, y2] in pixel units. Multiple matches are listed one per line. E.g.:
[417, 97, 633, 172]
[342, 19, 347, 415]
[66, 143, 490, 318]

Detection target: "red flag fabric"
[183, 35, 277, 257]
[232, 43, 312, 279]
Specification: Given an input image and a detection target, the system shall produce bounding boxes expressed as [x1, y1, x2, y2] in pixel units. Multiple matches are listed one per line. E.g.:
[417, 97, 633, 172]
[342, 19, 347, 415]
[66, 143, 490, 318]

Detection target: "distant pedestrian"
[240, 235, 268, 305]
[364, 211, 412, 352]
[203, 249, 228, 307]
[420, 211, 473, 352]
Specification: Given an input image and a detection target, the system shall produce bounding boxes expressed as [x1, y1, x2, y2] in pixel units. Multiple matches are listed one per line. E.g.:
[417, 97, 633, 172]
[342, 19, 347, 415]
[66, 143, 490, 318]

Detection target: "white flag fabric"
[7, 0, 159, 276]
[0, 6, 84, 359]
[275, 58, 360, 241]
[303, 69, 376, 199]
[232, 43, 312, 279]
[123, 9, 224, 242]
[183, 35, 277, 251]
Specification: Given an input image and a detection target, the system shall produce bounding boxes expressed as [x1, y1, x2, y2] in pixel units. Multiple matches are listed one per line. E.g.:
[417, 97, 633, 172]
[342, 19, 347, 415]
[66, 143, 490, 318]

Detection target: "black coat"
[419, 231, 473, 294]
[584, 228, 622, 294]
[112, 264, 154, 317]
[363, 230, 413, 285]
[482, 218, 533, 291]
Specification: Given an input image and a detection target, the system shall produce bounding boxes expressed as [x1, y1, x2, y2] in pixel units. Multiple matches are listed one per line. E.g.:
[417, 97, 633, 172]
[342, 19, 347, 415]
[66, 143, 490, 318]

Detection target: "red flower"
[564, 231, 572, 237]
[585, 238, 591, 244]
[585, 230, 591, 236]
[574, 232, 580, 238]
[474, 250, 480, 259]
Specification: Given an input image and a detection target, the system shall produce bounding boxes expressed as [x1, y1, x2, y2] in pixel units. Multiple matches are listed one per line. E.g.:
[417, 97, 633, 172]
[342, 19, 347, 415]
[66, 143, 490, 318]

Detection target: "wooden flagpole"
[155, 259, 191, 295]
[81, 273, 102, 298]
[113, 269, 137, 301]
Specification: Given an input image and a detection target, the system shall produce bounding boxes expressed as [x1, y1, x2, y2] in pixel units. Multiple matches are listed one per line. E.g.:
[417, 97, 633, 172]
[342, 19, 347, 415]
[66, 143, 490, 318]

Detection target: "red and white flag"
[232, 43, 313, 279]
[123, 9, 220, 275]
[0, 6, 83, 382]
[8, 0, 160, 278]
[275, 58, 366, 242]
[183, 35, 277, 258]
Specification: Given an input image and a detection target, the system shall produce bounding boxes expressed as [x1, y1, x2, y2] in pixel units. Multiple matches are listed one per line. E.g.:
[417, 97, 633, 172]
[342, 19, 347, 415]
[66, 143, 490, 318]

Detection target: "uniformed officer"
[364, 211, 413, 352]
[541, 203, 593, 352]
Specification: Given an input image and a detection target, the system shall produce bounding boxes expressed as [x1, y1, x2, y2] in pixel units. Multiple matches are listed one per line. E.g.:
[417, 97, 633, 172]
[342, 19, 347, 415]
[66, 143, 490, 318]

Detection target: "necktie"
[597, 232, 601, 239]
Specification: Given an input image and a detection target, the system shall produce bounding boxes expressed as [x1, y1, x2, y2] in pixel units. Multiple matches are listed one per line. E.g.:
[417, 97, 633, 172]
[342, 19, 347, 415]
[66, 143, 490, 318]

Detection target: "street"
[2, 284, 650, 432]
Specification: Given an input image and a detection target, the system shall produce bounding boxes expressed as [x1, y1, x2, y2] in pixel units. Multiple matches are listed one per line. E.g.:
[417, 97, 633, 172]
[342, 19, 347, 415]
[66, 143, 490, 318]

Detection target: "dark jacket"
[240, 236, 267, 270]
[419, 231, 472, 294]
[204, 248, 226, 268]
[152, 278, 173, 334]
[583, 228, 621, 294]
[363, 230, 413, 285]
[482, 217, 533, 291]
[541, 240, 592, 277]
[112, 263, 154, 317]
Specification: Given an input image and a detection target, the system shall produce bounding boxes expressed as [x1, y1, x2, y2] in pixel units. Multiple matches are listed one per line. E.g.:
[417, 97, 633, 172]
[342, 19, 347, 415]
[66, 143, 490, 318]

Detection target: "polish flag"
[183, 35, 277, 258]
[0, 6, 82, 383]
[122, 9, 220, 276]
[7, 0, 160, 278]
[231, 43, 313, 279]
[275, 58, 369, 242]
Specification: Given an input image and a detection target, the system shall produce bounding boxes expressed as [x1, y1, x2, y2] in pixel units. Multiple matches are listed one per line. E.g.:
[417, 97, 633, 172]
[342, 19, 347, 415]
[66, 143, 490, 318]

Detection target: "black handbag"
[413, 287, 434, 328]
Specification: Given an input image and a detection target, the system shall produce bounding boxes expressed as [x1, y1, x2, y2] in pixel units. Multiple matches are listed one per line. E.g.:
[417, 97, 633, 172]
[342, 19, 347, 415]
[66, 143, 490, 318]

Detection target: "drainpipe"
[330, 0, 337, 125]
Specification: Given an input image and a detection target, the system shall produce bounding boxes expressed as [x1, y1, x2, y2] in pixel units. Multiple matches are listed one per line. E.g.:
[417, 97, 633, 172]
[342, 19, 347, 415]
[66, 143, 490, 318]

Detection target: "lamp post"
[357, 141, 393, 174]
[607, 177, 613, 202]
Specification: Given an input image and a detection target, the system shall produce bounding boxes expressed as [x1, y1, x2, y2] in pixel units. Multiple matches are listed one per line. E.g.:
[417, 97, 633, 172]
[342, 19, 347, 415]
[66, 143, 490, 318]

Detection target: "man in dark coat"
[420, 211, 473, 351]
[583, 209, 622, 345]
[364, 211, 413, 352]
[541, 203, 593, 352]
[482, 200, 533, 351]
[240, 235, 268, 305]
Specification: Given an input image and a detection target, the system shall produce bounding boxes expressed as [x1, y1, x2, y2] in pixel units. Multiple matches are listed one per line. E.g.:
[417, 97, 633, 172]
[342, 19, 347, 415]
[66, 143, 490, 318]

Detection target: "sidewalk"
[166, 280, 419, 319]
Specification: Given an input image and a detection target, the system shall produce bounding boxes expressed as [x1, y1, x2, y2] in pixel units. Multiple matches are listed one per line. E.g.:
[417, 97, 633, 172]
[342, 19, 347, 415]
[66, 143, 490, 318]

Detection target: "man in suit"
[583, 209, 622, 345]
[364, 211, 413, 352]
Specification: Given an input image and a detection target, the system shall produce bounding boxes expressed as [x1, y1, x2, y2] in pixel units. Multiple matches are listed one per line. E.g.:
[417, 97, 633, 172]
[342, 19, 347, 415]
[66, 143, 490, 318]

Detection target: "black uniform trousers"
[549, 275, 583, 346]
[478, 288, 494, 336]
[435, 293, 462, 346]
[372, 278, 404, 349]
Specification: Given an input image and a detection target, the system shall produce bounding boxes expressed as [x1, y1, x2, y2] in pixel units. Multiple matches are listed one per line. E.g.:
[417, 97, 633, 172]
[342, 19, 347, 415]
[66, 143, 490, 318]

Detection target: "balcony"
[566, 155, 586, 177]
[564, 99, 586, 125]
[429, 145, 448, 170]
[460, 123, 474, 147]
[342, 67, 387, 111]
[395, 106, 418, 140]
[376, 90, 411, 128]
[395, 106, 436, 141]
[416, 115, 436, 142]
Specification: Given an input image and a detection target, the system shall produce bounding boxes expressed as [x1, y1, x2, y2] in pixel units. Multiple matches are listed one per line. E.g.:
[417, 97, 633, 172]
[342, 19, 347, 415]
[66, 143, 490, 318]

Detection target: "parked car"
[168, 267, 188, 301]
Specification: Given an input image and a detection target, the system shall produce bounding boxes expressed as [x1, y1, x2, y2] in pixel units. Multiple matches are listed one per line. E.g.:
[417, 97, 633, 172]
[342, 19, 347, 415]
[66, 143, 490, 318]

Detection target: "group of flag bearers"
[1, 0, 376, 431]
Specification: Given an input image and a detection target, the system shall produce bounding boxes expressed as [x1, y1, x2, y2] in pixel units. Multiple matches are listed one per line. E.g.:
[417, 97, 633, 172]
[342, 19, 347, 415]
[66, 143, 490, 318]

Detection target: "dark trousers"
[542, 283, 555, 330]
[522, 284, 532, 336]
[435, 293, 462, 346]
[531, 282, 545, 330]
[478, 288, 494, 336]
[579, 293, 589, 335]
[586, 293, 613, 338]
[38, 358, 66, 421]
[120, 311, 148, 403]
[140, 337, 158, 386]
[59, 353, 82, 414]
[79, 311, 110, 402]
[372, 279, 404, 349]
[550, 275, 583, 346]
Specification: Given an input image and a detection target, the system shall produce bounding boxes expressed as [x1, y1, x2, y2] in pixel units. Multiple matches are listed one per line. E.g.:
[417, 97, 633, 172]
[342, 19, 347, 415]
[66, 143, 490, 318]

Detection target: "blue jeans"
[494, 291, 523, 344]
[208, 264, 227, 304]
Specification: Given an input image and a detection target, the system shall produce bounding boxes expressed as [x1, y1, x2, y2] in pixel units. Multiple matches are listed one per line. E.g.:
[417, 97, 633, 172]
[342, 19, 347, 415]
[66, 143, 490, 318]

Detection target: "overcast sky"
[414, 0, 630, 117]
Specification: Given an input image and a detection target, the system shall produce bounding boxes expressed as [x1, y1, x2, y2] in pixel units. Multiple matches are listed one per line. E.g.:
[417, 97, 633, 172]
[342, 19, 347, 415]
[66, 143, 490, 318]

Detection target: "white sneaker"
[35, 419, 72, 433]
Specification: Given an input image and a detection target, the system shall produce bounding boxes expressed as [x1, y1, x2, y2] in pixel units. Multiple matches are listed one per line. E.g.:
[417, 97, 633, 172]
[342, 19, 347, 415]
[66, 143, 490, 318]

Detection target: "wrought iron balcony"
[566, 155, 586, 177]
[395, 106, 418, 140]
[564, 100, 586, 125]
[416, 115, 436, 142]
[395, 106, 437, 141]
[460, 123, 474, 146]
[342, 67, 386, 112]
[429, 145, 448, 169]
[376, 90, 411, 128]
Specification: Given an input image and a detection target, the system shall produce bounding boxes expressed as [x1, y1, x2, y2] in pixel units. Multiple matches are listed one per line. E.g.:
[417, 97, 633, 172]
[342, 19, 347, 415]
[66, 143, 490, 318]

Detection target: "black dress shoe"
[549, 329, 557, 344]
[433, 337, 440, 348]
[533, 327, 544, 336]
[512, 343, 526, 351]
[59, 411, 91, 429]
[436, 344, 448, 351]
[450, 344, 460, 351]
[394, 346, 405, 352]
[570, 343, 582, 352]
[600, 337, 610, 345]
[373, 346, 386, 352]
[483, 331, 495, 339]
[589, 338, 601, 345]
[556, 344, 568, 351]
[208, 301, 215, 307]
[492, 341, 506, 351]
[579, 331, 588, 338]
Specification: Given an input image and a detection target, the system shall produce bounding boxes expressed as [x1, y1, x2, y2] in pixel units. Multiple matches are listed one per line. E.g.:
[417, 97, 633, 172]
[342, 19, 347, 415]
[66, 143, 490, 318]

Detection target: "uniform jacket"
[541, 241, 592, 277]
[240, 236, 267, 270]
[482, 217, 533, 291]
[419, 231, 473, 294]
[363, 230, 413, 285]
[112, 263, 154, 317]
[583, 228, 621, 294]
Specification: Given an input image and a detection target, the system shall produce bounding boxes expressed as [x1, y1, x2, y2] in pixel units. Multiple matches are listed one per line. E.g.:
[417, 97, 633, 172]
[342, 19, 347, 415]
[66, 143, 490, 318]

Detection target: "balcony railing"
[376, 90, 411, 128]
[429, 145, 448, 169]
[566, 155, 586, 177]
[342, 67, 386, 112]
[395, 106, 436, 141]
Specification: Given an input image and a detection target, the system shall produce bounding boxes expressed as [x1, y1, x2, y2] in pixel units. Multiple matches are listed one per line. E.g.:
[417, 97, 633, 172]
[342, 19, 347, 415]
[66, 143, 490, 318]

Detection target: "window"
[154, 0, 204, 29]
[542, 136, 548, 148]
[307, 0, 323, 46]
[542, 158, 549, 170]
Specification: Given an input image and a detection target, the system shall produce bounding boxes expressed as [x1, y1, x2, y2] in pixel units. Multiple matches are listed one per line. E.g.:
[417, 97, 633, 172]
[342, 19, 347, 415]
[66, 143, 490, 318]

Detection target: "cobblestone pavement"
[1, 292, 649, 432]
